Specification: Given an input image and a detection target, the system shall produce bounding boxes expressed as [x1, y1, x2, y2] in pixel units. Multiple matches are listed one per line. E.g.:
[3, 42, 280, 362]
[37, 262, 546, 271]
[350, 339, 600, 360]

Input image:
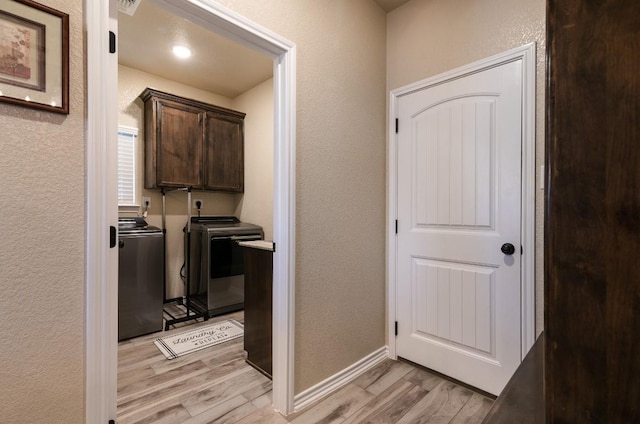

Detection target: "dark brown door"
[546, 0, 640, 422]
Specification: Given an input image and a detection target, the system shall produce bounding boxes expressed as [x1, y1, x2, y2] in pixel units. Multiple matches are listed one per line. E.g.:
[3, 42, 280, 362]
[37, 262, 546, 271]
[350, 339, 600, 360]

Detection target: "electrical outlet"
[142, 196, 151, 209]
[193, 199, 203, 209]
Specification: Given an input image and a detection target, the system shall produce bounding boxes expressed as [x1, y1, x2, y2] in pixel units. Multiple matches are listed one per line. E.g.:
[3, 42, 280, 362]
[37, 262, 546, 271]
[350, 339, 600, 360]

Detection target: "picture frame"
[0, 0, 69, 114]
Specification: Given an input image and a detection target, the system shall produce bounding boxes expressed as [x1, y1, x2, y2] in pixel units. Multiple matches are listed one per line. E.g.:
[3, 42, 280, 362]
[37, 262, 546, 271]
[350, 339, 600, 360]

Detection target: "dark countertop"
[482, 334, 544, 423]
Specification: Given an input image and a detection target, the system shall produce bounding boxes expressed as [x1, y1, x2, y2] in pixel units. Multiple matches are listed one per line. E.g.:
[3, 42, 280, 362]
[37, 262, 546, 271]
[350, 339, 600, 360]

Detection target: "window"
[117, 126, 138, 206]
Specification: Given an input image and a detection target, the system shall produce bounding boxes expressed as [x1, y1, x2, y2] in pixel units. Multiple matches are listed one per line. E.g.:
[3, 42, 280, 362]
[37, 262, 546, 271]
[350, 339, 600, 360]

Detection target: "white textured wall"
[0, 0, 85, 422]
[387, 0, 546, 335]
[118, 65, 239, 298]
[232, 78, 274, 240]
[215, 0, 388, 393]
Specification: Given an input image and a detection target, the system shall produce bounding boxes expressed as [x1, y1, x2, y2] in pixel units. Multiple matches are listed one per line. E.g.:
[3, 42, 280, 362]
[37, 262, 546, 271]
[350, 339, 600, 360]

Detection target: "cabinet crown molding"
[139, 87, 246, 119]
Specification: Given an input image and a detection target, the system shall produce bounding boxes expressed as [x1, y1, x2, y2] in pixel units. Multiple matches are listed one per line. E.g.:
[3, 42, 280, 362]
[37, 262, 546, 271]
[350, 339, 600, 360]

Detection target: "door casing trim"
[387, 43, 536, 362]
[86, 0, 297, 421]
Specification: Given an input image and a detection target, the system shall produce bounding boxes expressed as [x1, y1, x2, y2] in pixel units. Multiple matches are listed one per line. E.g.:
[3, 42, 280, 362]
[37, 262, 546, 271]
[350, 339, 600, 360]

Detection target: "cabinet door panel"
[155, 99, 203, 188]
[204, 113, 244, 192]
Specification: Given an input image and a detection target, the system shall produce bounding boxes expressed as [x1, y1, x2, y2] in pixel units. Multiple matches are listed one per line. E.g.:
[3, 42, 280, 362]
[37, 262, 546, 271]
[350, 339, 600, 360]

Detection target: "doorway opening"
[85, 0, 296, 421]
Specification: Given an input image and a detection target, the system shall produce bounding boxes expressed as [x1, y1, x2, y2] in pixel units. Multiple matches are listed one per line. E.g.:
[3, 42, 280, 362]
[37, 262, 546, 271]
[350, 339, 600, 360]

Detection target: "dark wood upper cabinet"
[141, 88, 246, 192]
[546, 0, 640, 422]
[203, 112, 244, 192]
[145, 96, 203, 188]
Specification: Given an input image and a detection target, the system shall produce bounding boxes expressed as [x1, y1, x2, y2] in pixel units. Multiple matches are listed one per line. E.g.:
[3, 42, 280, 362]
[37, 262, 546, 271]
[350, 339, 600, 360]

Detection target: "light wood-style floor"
[118, 308, 494, 423]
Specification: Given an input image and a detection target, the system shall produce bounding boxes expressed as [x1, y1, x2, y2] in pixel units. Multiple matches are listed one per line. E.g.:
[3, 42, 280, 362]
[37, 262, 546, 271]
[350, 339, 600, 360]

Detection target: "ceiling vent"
[118, 0, 143, 16]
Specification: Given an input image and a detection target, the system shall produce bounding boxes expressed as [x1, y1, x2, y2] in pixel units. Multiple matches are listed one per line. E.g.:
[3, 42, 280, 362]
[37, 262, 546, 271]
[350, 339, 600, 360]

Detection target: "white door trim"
[387, 43, 536, 362]
[86, 1, 297, 421]
[86, 1, 118, 422]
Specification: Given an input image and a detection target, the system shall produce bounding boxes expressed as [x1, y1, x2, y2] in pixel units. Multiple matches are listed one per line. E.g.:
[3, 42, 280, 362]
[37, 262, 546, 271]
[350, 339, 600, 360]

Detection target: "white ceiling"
[118, 0, 411, 97]
[117, 1, 273, 98]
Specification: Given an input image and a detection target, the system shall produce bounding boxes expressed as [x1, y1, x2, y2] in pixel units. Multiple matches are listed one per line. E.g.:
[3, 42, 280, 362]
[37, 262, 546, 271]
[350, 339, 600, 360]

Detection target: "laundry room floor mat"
[154, 320, 244, 360]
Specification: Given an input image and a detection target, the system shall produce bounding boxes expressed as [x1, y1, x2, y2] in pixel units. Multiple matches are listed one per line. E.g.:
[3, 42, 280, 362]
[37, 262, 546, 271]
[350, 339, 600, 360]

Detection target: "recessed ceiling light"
[172, 45, 192, 59]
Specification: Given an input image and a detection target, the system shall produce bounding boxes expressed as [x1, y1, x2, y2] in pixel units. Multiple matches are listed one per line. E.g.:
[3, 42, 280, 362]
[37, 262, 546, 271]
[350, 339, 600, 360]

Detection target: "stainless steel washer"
[118, 218, 164, 341]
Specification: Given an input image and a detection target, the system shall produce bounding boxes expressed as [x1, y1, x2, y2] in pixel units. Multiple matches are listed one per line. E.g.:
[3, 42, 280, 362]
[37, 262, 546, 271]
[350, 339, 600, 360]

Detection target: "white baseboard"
[293, 346, 389, 413]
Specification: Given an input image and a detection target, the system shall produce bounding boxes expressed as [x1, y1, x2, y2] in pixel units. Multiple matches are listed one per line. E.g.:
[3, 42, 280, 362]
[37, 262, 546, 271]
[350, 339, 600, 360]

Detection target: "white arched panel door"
[396, 59, 522, 396]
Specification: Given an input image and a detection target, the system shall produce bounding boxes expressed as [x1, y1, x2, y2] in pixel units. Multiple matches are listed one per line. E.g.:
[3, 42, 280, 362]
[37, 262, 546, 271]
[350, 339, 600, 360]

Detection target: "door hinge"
[109, 226, 117, 248]
[395, 118, 399, 134]
[395, 321, 398, 336]
[108, 31, 116, 54]
[395, 220, 398, 234]
[521, 245, 523, 255]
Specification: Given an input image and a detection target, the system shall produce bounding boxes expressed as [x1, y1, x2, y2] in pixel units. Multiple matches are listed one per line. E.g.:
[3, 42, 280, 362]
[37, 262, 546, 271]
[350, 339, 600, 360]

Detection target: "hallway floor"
[117, 309, 493, 423]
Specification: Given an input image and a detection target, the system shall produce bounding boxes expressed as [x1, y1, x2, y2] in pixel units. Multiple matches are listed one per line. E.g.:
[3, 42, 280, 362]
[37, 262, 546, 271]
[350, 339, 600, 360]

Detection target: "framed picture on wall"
[0, 0, 69, 114]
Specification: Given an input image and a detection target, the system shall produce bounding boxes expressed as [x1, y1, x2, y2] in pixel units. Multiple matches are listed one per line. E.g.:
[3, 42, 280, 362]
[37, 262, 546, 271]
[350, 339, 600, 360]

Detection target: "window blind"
[117, 126, 138, 206]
